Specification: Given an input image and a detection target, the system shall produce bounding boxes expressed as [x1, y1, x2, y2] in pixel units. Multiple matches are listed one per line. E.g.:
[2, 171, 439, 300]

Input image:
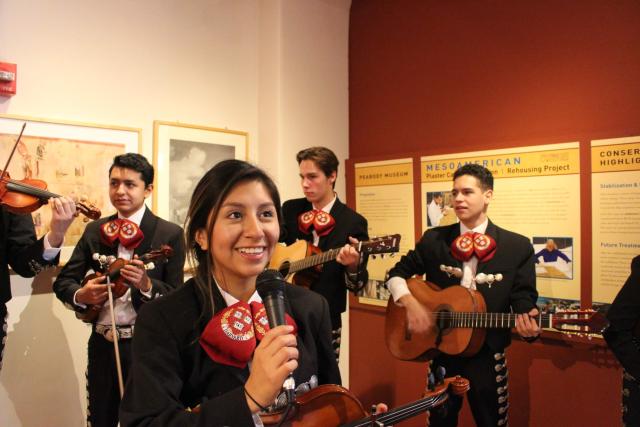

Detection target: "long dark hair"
[184, 159, 282, 318]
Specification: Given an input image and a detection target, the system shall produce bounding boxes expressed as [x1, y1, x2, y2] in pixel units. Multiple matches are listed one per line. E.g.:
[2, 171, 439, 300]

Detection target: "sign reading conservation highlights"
[591, 136, 640, 303]
[421, 142, 581, 303]
[355, 159, 415, 306]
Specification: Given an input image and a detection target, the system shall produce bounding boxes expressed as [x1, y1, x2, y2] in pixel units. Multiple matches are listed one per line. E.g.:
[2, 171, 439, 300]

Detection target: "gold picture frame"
[0, 113, 141, 262]
[152, 120, 248, 225]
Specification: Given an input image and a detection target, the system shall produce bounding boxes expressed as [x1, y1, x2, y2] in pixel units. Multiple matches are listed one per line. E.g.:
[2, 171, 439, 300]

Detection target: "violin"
[0, 169, 101, 219]
[0, 122, 101, 220]
[260, 376, 469, 427]
[76, 245, 174, 323]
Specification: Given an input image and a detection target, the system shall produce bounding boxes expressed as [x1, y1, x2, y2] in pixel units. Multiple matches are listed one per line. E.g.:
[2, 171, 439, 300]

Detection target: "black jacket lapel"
[134, 207, 157, 257]
[319, 198, 345, 250]
[99, 214, 119, 259]
[476, 220, 498, 274]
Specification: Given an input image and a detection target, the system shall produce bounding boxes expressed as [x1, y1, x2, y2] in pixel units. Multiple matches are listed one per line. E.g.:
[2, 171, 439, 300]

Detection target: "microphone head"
[256, 269, 285, 299]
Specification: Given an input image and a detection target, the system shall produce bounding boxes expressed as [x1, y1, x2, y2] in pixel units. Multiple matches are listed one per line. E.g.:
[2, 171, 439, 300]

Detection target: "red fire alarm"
[0, 62, 17, 97]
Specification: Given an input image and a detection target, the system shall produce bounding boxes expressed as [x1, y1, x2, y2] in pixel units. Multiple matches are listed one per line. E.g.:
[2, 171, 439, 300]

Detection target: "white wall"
[0, 0, 351, 424]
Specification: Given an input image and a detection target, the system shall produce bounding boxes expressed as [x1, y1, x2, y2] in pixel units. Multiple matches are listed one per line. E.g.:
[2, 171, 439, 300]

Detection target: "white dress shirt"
[387, 219, 489, 303]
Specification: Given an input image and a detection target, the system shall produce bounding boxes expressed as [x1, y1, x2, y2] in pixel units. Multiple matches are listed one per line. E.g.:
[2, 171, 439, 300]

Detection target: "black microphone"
[256, 269, 287, 328]
[256, 269, 296, 404]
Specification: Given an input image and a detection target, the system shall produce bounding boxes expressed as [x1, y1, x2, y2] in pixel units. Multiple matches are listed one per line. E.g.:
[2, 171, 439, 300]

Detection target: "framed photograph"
[0, 114, 141, 262]
[152, 121, 248, 225]
[533, 236, 574, 280]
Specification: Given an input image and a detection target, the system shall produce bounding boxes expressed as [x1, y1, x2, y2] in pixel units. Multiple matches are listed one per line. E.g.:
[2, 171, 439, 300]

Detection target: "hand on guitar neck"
[515, 308, 541, 339]
[335, 236, 363, 274]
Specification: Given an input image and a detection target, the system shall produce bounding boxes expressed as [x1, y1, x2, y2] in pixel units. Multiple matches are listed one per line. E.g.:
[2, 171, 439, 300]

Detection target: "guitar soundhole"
[279, 262, 291, 277]
[436, 308, 452, 334]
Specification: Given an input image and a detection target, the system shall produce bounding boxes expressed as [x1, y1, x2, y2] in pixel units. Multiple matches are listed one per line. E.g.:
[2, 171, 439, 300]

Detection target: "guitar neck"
[287, 247, 341, 274]
[435, 312, 552, 329]
[343, 391, 449, 427]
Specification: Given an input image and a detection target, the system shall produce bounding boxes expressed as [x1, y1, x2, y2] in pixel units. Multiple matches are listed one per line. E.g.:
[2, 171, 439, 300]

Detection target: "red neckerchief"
[99, 218, 144, 250]
[298, 209, 336, 236]
[199, 301, 298, 369]
[451, 231, 497, 262]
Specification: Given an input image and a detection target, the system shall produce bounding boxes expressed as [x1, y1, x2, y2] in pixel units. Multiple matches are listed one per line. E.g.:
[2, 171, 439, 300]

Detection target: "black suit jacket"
[388, 220, 537, 351]
[119, 278, 341, 427]
[604, 255, 640, 380]
[1, 207, 59, 304]
[53, 207, 185, 315]
[281, 197, 369, 327]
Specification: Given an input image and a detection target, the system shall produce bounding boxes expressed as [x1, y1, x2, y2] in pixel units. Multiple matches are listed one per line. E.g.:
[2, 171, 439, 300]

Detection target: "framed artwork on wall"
[152, 120, 248, 226]
[0, 114, 141, 262]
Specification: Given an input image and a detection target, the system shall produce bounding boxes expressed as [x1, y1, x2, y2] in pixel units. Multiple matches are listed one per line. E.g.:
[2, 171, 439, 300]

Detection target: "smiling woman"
[119, 159, 341, 426]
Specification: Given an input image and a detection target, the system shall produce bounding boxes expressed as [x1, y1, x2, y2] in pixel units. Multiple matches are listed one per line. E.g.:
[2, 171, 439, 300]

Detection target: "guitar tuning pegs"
[145, 262, 156, 271]
[440, 264, 463, 279]
[92, 253, 101, 261]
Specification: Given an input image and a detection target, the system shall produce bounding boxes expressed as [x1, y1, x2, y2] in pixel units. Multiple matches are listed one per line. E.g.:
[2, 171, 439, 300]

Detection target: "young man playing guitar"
[280, 146, 369, 361]
[53, 153, 186, 427]
[386, 164, 539, 427]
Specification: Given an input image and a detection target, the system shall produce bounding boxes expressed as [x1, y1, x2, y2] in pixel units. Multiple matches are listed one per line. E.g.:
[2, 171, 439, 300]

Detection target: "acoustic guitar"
[385, 278, 609, 361]
[269, 234, 401, 288]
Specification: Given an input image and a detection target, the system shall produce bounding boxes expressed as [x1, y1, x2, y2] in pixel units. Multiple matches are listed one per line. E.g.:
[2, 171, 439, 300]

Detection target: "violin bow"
[0, 122, 27, 182]
[105, 268, 125, 398]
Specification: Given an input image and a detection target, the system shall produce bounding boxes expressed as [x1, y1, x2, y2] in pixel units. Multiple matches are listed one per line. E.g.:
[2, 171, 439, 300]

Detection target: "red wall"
[348, 1, 639, 425]
[349, 0, 640, 157]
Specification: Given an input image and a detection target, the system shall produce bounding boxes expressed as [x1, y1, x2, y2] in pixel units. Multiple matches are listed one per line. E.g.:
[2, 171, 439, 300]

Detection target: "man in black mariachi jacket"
[281, 147, 369, 361]
[387, 164, 539, 427]
[1, 195, 76, 370]
[53, 153, 185, 427]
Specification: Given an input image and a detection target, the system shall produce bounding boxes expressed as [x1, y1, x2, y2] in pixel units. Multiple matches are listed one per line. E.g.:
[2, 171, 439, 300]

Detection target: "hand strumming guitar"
[398, 293, 434, 334]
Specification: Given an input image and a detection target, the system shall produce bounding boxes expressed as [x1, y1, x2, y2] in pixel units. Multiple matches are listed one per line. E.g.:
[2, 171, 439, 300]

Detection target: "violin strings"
[377, 394, 446, 425]
[347, 393, 446, 427]
[6, 179, 59, 199]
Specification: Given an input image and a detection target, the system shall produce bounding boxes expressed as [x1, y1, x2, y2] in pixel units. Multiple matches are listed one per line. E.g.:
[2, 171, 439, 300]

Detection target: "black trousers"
[429, 345, 509, 427]
[0, 303, 7, 371]
[87, 330, 132, 427]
